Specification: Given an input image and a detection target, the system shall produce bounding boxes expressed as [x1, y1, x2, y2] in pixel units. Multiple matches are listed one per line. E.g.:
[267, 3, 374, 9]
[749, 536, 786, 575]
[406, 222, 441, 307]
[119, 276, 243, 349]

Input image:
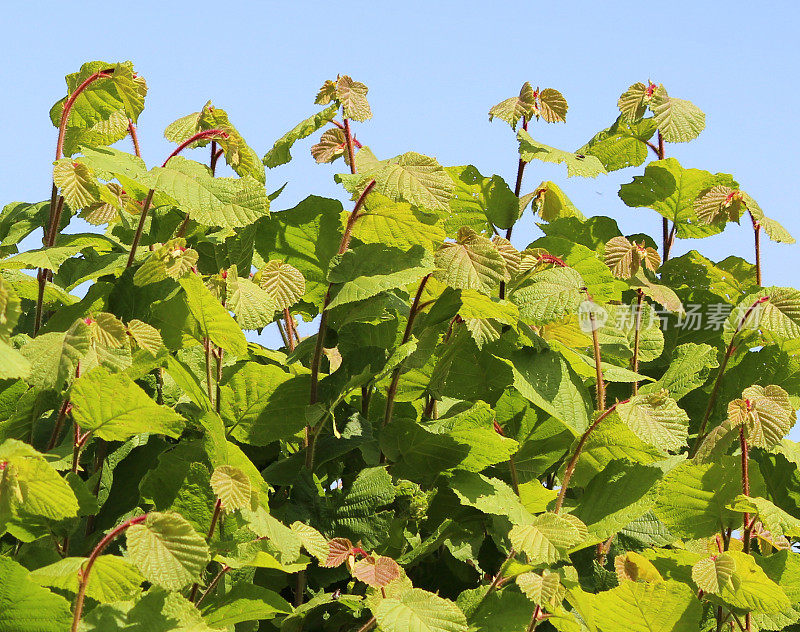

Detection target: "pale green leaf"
[70, 367, 185, 441]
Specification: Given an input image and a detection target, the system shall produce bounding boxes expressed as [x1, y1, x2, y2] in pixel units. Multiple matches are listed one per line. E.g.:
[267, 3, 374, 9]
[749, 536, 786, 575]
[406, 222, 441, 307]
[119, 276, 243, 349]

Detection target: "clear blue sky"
[1, 0, 799, 335]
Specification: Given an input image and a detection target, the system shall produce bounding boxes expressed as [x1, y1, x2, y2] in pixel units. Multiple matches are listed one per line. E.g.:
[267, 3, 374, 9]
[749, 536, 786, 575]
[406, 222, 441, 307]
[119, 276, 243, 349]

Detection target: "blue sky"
[1, 0, 799, 349]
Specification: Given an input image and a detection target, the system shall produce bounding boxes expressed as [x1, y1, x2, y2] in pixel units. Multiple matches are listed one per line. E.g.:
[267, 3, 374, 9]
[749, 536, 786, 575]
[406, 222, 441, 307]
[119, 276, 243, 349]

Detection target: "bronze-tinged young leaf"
[537, 88, 568, 123]
[603, 236, 660, 279]
[726, 384, 796, 449]
[351, 555, 402, 588]
[335, 75, 372, 122]
[694, 185, 745, 225]
[617, 81, 650, 121]
[311, 127, 347, 163]
[324, 537, 354, 567]
[488, 81, 537, 129]
[315, 79, 338, 105]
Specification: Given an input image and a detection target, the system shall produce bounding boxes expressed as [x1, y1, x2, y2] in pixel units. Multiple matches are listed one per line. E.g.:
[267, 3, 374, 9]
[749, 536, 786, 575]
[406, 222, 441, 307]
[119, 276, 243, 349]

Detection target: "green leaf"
[53, 158, 100, 210]
[691, 552, 736, 594]
[374, 587, 469, 632]
[263, 103, 339, 168]
[210, 465, 251, 511]
[447, 470, 534, 525]
[253, 196, 343, 310]
[530, 180, 585, 222]
[649, 92, 706, 143]
[516, 569, 565, 606]
[509, 512, 585, 564]
[354, 195, 446, 250]
[50, 61, 146, 129]
[500, 348, 592, 434]
[339, 149, 454, 214]
[573, 460, 663, 539]
[618, 158, 735, 238]
[141, 156, 269, 229]
[590, 580, 702, 632]
[617, 81, 650, 121]
[726, 287, 800, 345]
[226, 270, 278, 330]
[517, 130, 606, 178]
[0, 557, 73, 632]
[19, 319, 90, 390]
[126, 512, 210, 590]
[201, 582, 292, 627]
[179, 273, 247, 355]
[256, 260, 306, 310]
[578, 116, 657, 172]
[727, 384, 796, 449]
[726, 495, 800, 538]
[70, 367, 185, 441]
[444, 166, 520, 231]
[714, 550, 791, 614]
[511, 266, 584, 325]
[654, 458, 740, 539]
[0, 439, 79, 524]
[220, 362, 309, 444]
[0, 343, 30, 380]
[29, 555, 144, 603]
[197, 102, 266, 182]
[434, 227, 506, 293]
[616, 392, 689, 452]
[327, 244, 434, 310]
[641, 343, 719, 401]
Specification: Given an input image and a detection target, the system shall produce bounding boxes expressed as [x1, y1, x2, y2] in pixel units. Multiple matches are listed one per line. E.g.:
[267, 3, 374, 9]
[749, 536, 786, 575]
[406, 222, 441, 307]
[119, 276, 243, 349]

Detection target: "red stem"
[127, 119, 141, 158]
[690, 296, 769, 454]
[750, 212, 762, 286]
[632, 289, 644, 395]
[308, 180, 376, 410]
[555, 401, 628, 513]
[383, 274, 432, 428]
[162, 129, 228, 168]
[56, 69, 115, 161]
[70, 514, 147, 632]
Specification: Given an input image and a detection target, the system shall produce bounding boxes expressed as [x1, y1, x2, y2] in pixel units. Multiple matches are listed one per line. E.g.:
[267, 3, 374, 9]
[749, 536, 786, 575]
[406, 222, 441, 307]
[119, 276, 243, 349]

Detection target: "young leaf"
[126, 512, 210, 590]
[434, 227, 507, 293]
[210, 465, 251, 511]
[509, 512, 585, 564]
[616, 392, 689, 452]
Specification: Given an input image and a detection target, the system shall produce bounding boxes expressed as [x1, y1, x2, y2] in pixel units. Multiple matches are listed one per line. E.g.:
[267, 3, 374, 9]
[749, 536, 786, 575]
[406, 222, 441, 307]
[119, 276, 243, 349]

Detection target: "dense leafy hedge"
[0, 62, 799, 632]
